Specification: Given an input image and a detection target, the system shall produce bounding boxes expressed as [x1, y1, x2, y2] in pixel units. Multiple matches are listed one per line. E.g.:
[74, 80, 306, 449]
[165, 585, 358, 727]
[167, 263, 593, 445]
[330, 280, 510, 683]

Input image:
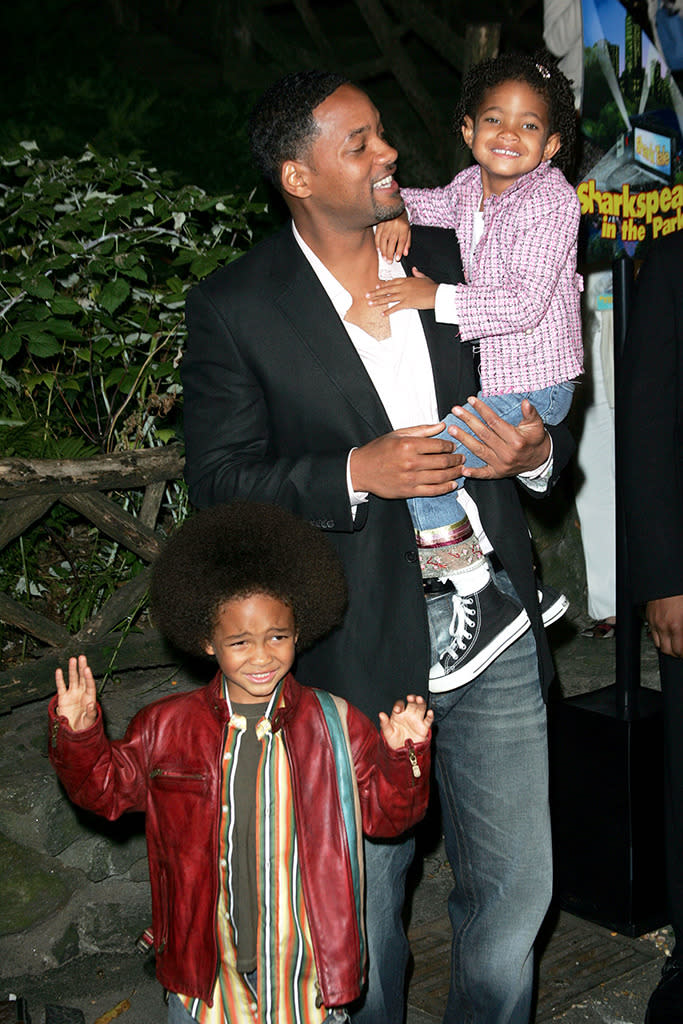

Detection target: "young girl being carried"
[371, 49, 583, 678]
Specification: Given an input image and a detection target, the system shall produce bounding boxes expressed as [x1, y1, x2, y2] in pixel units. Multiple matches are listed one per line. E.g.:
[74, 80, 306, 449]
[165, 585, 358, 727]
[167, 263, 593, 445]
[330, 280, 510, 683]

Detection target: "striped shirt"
[177, 680, 326, 1024]
[401, 161, 584, 395]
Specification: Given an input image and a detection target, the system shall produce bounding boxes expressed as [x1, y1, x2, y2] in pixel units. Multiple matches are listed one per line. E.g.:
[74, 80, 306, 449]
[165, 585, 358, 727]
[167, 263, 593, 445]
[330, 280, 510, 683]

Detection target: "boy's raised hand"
[55, 654, 98, 732]
[367, 268, 438, 314]
[375, 211, 411, 262]
[379, 694, 434, 750]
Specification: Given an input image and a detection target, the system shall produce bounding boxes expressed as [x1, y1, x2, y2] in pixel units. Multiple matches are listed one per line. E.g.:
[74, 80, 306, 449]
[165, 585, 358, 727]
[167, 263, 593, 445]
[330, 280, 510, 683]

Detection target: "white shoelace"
[445, 594, 477, 656]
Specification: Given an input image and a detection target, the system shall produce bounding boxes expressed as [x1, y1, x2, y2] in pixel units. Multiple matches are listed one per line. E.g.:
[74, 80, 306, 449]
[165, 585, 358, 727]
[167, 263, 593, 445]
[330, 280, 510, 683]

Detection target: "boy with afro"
[48, 501, 432, 1024]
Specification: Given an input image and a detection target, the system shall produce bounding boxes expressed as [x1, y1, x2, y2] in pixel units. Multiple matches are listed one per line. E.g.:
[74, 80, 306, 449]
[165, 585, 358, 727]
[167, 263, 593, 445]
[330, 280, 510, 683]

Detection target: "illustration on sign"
[579, 0, 683, 258]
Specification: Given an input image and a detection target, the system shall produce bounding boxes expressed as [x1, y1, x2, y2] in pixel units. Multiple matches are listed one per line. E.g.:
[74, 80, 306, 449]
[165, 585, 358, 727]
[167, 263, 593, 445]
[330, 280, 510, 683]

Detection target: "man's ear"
[543, 132, 562, 163]
[461, 116, 475, 151]
[281, 159, 313, 199]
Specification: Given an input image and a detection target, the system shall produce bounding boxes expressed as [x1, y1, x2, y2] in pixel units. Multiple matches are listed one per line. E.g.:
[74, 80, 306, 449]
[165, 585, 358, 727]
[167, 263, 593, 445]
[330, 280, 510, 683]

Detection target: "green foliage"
[0, 141, 266, 455]
[0, 142, 265, 658]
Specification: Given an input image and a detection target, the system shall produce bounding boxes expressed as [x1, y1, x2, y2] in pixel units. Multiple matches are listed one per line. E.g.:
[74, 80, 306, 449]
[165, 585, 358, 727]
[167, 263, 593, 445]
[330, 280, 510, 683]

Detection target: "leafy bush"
[0, 141, 266, 455]
[0, 142, 266, 660]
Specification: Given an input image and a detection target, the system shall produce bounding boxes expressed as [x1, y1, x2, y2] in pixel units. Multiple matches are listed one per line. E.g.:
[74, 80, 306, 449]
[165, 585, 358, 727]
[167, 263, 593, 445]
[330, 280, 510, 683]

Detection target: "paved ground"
[1, 614, 671, 1024]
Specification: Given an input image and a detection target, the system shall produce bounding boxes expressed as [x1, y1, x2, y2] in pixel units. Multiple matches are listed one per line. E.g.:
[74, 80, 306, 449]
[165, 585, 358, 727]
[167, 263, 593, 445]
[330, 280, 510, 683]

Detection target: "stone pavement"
[1, 612, 672, 1024]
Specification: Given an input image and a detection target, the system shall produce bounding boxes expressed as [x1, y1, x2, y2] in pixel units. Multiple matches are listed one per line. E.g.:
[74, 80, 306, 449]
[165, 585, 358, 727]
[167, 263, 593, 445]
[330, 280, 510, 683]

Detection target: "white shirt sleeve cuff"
[518, 431, 554, 491]
[434, 283, 461, 325]
[347, 448, 369, 514]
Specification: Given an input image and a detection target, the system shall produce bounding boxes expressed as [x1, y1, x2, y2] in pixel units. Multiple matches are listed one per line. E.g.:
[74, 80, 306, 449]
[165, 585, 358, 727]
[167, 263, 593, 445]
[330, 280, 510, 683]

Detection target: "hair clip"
[535, 62, 551, 79]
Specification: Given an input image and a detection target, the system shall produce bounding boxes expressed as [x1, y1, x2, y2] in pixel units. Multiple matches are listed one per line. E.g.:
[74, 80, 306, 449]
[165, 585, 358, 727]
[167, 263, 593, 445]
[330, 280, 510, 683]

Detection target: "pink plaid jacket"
[401, 161, 584, 395]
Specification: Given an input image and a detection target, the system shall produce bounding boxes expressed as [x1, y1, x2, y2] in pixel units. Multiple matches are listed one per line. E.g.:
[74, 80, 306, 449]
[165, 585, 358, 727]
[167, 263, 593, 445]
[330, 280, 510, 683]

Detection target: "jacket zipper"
[211, 722, 229, 994]
[149, 768, 205, 780]
[406, 739, 421, 779]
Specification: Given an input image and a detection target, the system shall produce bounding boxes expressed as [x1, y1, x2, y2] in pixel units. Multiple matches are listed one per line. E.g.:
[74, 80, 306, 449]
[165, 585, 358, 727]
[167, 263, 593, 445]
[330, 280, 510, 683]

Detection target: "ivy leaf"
[189, 252, 220, 278]
[27, 334, 62, 357]
[23, 276, 55, 299]
[44, 318, 85, 342]
[98, 279, 131, 313]
[49, 297, 83, 315]
[0, 332, 22, 359]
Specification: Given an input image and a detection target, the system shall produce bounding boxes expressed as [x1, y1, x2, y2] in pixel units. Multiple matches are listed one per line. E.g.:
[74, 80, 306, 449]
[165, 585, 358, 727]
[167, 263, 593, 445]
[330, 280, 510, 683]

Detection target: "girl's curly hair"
[150, 501, 348, 658]
[455, 48, 578, 176]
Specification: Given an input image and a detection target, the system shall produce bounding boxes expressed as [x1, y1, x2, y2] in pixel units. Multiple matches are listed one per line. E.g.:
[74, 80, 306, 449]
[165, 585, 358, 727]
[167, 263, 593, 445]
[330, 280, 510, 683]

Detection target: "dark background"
[0, 0, 554, 206]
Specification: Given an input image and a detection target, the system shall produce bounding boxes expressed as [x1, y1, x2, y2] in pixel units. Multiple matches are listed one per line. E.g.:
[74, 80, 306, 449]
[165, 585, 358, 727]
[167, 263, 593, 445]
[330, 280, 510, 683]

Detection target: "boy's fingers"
[67, 656, 80, 689]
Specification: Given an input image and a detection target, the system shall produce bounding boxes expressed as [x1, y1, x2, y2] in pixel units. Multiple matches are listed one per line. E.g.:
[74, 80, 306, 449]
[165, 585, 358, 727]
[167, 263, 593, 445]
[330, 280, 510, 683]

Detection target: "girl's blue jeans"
[407, 382, 575, 532]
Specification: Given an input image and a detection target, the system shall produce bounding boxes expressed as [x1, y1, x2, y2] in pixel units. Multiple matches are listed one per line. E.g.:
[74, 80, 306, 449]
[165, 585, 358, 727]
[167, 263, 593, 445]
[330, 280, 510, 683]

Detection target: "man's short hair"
[248, 70, 349, 190]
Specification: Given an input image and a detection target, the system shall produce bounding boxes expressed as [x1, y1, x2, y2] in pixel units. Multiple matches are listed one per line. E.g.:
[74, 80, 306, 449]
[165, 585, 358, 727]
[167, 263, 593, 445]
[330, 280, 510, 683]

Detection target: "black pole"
[612, 254, 641, 720]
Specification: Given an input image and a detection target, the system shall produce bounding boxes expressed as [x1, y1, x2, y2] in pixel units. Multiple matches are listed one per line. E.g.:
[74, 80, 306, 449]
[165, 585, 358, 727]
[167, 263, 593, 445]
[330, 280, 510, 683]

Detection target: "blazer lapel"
[406, 226, 478, 418]
[271, 228, 393, 437]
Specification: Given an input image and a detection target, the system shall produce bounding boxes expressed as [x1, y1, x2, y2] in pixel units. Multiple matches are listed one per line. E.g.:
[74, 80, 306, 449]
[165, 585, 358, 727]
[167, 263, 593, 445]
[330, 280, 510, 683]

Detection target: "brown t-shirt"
[231, 701, 269, 973]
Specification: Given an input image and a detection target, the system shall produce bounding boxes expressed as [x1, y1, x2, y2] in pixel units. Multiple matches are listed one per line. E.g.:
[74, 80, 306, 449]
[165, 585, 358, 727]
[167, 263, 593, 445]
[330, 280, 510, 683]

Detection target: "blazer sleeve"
[618, 236, 683, 603]
[181, 272, 358, 533]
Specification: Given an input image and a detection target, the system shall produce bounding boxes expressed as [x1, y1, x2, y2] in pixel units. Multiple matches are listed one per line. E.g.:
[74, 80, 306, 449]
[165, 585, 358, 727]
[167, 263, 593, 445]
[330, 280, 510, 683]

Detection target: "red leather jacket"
[48, 672, 430, 1007]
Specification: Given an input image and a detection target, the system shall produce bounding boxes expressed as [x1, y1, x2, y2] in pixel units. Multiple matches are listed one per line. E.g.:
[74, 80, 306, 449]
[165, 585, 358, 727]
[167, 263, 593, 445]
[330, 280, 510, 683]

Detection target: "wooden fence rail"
[0, 445, 185, 714]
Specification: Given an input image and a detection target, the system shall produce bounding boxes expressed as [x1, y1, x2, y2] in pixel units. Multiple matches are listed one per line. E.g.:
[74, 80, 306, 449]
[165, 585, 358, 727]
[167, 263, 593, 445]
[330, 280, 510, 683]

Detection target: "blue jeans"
[350, 834, 415, 1023]
[428, 570, 553, 1023]
[408, 383, 574, 532]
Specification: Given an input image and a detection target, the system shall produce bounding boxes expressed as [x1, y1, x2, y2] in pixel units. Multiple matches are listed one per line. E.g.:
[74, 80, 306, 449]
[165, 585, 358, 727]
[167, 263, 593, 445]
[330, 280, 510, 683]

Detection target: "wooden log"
[384, 0, 465, 71]
[75, 567, 152, 643]
[291, 0, 335, 60]
[0, 495, 56, 551]
[352, 0, 448, 154]
[0, 628, 181, 714]
[139, 480, 166, 531]
[462, 21, 501, 73]
[0, 592, 71, 647]
[62, 491, 163, 562]
[0, 445, 185, 500]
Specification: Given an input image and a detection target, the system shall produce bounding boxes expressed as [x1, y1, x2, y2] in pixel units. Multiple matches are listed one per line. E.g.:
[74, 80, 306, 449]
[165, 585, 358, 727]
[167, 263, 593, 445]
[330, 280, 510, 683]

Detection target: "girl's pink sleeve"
[400, 184, 458, 229]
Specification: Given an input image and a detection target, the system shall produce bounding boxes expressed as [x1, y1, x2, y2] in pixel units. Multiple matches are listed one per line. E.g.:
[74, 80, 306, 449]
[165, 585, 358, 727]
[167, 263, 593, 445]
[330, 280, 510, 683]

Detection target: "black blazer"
[618, 232, 683, 605]
[181, 224, 574, 720]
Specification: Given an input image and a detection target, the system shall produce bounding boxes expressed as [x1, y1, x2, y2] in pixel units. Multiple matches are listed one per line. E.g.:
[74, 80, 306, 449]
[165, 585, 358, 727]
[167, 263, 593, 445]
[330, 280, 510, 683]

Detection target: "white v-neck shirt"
[291, 223, 550, 551]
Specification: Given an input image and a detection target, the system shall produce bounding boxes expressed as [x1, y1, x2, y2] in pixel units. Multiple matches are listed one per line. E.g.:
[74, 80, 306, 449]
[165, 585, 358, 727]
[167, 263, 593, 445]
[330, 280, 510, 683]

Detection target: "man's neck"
[292, 218, 381, 294]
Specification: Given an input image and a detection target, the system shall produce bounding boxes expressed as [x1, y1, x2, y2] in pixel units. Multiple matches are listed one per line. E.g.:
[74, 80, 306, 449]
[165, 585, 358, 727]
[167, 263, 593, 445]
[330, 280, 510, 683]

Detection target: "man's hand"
[55, 655, 98, 732]
[350, 423, 463, 498]
[449, 396, 551, 478]
[646, 595, 683, 658]
[375, 211, 411, 262]
[366, 268, 438, 314]
[379, 694, 434, 750]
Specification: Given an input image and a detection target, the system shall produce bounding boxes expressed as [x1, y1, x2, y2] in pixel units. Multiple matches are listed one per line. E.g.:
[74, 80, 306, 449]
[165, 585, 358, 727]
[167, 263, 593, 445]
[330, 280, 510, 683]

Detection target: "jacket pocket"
[149, 767, 207, 792]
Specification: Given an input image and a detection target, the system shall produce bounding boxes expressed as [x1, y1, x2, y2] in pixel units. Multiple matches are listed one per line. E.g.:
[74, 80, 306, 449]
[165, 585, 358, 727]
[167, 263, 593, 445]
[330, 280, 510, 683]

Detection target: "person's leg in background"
[646, 652, 683, 1023]
[574, 270, 617, 638]
[350, 834, 415, 1024]
[429, 575, 552, 1024]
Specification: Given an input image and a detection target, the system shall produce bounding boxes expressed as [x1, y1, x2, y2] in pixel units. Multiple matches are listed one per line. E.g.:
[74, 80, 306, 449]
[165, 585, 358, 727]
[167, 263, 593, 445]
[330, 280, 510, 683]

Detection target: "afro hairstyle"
[455, 48, 577, 177]
[248, 69, 349, 191]
[150, 500, 348, 659]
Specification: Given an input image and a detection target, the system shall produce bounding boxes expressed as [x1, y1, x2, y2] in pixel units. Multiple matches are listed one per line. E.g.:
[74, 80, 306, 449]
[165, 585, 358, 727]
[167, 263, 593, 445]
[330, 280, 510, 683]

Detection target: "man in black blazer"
[182, 72, 574, 1024]
[618, 232, 683, 1024]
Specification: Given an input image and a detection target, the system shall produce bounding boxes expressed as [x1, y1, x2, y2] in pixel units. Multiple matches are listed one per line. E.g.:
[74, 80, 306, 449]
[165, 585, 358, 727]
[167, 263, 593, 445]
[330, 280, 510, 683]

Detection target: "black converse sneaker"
[429, 582, 531, 690]
[537, 583, 569, 627]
